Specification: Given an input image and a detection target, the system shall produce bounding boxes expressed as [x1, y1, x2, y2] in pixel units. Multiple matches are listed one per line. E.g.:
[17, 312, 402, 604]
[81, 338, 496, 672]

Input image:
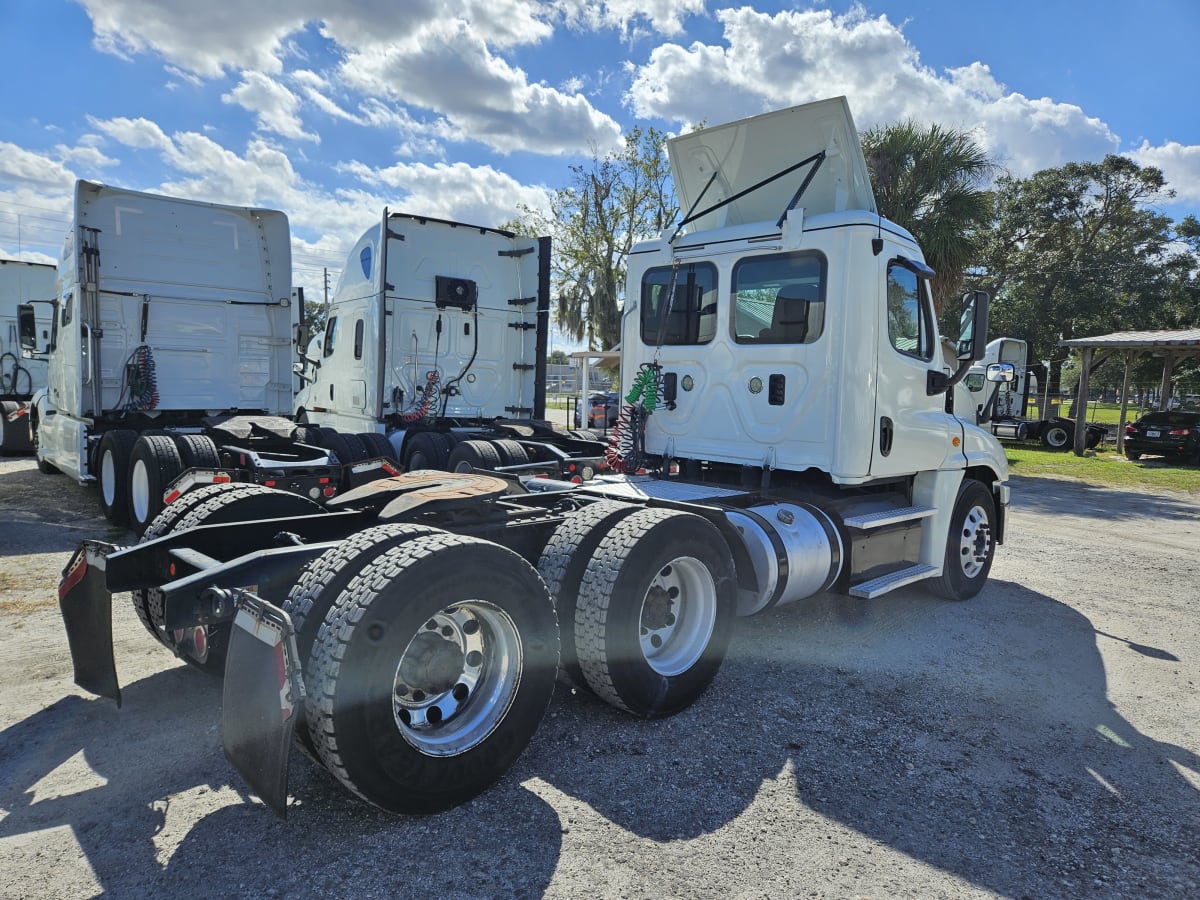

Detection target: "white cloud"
[625, 5, 1123, 177]
[555, 0, 708, 39]
[337, 18, 622, 155]
[54, 143, 119, 169]
[0, 143, 75, 188]
[1128, 140, 1200, 206]
[337, 159, 552, 225]
[222, 72, 319, 143]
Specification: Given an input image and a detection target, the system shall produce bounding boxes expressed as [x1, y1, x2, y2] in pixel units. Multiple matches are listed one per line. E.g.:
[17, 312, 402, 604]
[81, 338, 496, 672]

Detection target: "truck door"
[870, 255, 962, 477]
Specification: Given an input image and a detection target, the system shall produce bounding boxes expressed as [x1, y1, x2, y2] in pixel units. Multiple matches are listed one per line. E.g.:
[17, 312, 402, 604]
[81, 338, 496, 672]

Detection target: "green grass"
[1005, 445, 1200, 493]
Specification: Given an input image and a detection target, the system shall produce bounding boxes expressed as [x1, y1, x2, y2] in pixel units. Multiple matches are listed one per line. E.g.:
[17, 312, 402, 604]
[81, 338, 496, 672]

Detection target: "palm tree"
[861, 121, 996, 314]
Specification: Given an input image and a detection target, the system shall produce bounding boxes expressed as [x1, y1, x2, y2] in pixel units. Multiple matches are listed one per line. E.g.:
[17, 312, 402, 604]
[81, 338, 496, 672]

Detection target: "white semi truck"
[20, 181, 358, 533]
[0, 258, 55, 453]
[55, 97, 1010, 818]
[966, 337, 1105, 449]
[294, 212, 607, 480]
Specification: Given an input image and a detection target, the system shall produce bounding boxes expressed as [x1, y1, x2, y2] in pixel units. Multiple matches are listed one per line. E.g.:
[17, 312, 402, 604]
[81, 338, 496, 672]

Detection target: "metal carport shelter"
[1059, 329, 1200, 455]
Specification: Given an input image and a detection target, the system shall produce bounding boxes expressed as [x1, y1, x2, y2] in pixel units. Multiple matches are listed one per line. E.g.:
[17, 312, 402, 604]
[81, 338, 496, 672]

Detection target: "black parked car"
[574, 391, 621, 428]
[1124, 411, 1200, 463]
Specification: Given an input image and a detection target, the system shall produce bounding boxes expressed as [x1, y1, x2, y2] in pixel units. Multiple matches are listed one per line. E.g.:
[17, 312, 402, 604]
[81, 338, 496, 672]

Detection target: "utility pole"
[323, 268, 330, 306]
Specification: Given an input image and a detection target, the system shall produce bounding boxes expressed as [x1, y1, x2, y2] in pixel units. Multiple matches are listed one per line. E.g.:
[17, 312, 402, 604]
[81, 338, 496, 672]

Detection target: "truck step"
[842, 505, 935, 530]
[849, 563, 939, 599]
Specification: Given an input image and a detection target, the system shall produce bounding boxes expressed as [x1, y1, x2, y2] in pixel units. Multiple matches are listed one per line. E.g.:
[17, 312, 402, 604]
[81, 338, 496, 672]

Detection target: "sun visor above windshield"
[667, 96, 876, 233]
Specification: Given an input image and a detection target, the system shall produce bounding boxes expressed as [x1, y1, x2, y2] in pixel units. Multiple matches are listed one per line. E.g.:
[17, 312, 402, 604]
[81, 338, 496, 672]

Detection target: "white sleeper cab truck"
[20, 181, 351, 534]
[966, 337, 1104, 449]
[0, 258, 55, 453]
[296, 212, 606, 480]
[55, 98, 1011, 818]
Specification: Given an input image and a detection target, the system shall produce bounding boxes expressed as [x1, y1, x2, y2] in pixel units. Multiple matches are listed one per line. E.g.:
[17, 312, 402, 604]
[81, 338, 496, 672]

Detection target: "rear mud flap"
[59, 541, 121, 705]
[222, 593, 305, 818]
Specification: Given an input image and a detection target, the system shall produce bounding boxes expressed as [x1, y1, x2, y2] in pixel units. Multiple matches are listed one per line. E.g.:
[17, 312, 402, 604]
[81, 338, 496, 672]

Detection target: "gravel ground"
[0, 455, 1197, 899]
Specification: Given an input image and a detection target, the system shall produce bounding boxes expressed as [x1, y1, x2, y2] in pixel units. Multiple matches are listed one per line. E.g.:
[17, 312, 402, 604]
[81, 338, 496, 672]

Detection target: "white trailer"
[0, 258, 55, 453]
[57, 97, 1011, 817]
[21, 181, 351, 533]
[296, 213, 607, 479]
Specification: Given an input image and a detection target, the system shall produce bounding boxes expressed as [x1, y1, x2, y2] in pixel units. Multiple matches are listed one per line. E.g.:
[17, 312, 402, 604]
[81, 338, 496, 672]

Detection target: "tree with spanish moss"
[509, 126, 677, 350]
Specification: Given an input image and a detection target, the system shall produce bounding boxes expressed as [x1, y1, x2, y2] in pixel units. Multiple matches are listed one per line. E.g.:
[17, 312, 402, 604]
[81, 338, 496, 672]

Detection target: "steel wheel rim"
[958, 504, 992, 578]
[101, 449, 117, 506]
[130, 459, 150, 523]
[391, 600, 522, 757]
[638, 556, 717, 676]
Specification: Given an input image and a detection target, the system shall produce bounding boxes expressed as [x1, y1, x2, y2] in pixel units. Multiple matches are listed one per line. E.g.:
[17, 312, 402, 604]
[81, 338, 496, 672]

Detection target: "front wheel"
[931, 479, 997, 601]
[574, 508, 736, 717]
[306, 533, 559, 813]
[1125, 449, 1142, 461]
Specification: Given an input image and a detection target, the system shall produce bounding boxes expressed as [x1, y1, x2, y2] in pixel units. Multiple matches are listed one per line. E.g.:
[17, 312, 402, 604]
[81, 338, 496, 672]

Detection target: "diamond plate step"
[849, 563, 939, 599]
[842, 505, 935, 530]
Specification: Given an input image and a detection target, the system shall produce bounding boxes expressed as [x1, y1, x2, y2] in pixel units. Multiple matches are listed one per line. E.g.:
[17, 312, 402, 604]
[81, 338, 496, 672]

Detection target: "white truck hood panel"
[667, 96, 876, 232]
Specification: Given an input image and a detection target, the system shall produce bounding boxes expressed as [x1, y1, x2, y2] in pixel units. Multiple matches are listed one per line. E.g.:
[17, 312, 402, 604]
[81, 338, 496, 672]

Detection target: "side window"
[353, 318, 365, 360]
[61, 291, 73, 327]
[732, 251, 825, 344]
[360, 244, 373, 280]
[640, 262, 718, 345]
[886, 262, 933, 360]
[964, 372, 985, 392]
[323, 316, 338, 358]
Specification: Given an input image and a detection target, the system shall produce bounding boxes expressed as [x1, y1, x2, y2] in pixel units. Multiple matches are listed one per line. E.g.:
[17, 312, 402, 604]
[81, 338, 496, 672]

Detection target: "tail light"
[1124, 424, 1138, 434]
[1168, 428, 1191, 436]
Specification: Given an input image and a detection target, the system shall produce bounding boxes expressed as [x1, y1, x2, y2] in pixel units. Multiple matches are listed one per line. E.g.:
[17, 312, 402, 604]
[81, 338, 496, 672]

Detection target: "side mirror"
[986, 362, 1016, 384]
[18, 304, 38, 351]
[928, 290, 991, 397]
[294, 321, 312, 351]
[955, 290, 990, 362]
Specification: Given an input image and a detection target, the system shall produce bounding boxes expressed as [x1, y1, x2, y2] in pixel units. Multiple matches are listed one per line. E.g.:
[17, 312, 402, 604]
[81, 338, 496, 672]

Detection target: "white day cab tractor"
[294, 212, 608, 482]
[966, 337, 1105, 450]
[0, 258, 55, 454]
[55, 97, 1009, 817]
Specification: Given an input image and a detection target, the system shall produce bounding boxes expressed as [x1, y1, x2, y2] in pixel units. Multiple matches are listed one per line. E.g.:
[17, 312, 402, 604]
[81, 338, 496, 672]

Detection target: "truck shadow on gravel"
[528, 580, 1200, 896]
[1009, 473, 1200, 522]
[2, 580, 1195, 898]
[0, 663, 564, 898]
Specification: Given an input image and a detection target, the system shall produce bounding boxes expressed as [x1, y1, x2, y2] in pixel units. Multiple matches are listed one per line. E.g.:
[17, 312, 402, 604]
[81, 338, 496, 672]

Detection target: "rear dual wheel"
[573, 508, 737, 718]
[305, 533, 558, 813]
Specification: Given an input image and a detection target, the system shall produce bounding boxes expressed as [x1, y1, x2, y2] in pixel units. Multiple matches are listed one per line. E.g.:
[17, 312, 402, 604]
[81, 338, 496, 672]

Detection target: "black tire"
[1085, 428, 1104, 450]
[357, 431, 397, 461]
[574, 508, 737, 717]
[139, 485, 325, 674]
[570, 429, 601, 441]
[491, 439, 529, 466]
[174, 433, 221, 469]
[537, 501, 639, 688]
[1125, 449, 1142, 461]
[306, 533, 559, 813]
[446, 439, 502, 473]
[1041, 422, 1071, 450]
[131, 482, 275, 646]
[283, 523, 444, 753]
[36, 454, 59, 474]
[128, 435, 185, 536]
[404, 431, 453, 470]
[318, 427, 368, 464]
[931, 479, 997, 601]
[96, 429, 139, 525]
[0, 401, 32, 455]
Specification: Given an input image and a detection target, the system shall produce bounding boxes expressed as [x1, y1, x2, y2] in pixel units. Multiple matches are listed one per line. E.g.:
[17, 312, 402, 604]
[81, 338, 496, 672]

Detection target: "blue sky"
[2, 0, 1198, 332]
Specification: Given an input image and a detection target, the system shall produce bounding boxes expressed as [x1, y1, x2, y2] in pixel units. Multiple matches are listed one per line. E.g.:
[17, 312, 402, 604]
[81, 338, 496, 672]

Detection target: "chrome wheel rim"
[101, 449, 117, 506]
[130, 459, 150, 524]
[392, 601, 522, 757]
[958, 504, 993, 578]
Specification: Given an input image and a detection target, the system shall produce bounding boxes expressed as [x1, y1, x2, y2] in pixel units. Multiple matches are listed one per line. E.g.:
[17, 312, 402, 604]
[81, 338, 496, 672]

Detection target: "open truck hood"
[667, 96, 876, 233]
